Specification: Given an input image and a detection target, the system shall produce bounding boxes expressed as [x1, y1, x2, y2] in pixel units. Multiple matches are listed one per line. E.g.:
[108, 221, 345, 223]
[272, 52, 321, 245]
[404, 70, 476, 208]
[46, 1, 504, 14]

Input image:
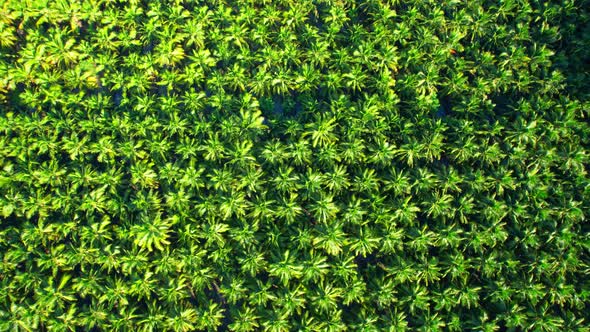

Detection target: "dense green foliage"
[1, 0, 589, 331]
